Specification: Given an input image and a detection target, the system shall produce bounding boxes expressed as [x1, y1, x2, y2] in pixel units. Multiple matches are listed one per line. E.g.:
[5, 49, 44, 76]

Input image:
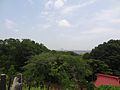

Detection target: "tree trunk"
[8, 77, 12, 90]
[28, 85, 31, 90]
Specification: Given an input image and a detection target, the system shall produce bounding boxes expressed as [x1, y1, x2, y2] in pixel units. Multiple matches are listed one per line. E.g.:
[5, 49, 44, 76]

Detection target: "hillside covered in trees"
[0, 38, 120, 89]
[84, 40, 120, 76]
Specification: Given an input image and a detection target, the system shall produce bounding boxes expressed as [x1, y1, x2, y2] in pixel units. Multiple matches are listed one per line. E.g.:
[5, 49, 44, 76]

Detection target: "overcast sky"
[0, 0, 120, 50]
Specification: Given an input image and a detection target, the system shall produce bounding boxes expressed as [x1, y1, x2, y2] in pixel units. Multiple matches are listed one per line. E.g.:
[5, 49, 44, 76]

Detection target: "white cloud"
[45, 0, 66, 9]
[58, 19, 71, 28]
[82, 27, 120, 35]
[54, 0, 65, 8]
[4, 19, 16, 29]
[94, 7, 120, 24]
[62, 0, 97, 14]
[87, 27, 113, 34]
[42, 24, 51, 29]
[111, 19, 120, 23]
[45, 0, 54, 9]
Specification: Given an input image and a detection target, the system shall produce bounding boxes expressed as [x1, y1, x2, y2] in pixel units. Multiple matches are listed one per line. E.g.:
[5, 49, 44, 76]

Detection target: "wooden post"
[1, 74, 6, 90]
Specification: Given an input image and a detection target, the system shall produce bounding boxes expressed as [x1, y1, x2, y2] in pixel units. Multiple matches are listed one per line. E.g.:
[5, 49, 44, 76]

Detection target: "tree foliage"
[24, 52, 92, 89]
[89, 40, 120, 75]
[0, 38, 49, 74]
[1, 38, 119, 89]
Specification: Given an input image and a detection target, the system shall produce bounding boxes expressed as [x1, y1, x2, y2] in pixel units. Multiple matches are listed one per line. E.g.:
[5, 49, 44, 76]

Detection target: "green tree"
[90, 40, 120, 75]
[24, 52, 92, 89]
[86, 59, 112, 82]
[0, 38, 49, 74]
[83, 53, 90, 59]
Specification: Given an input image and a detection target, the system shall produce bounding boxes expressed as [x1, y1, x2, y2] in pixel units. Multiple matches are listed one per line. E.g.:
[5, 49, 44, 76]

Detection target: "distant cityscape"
[57, 49, 91, 54]
[72, 50, 91, 54]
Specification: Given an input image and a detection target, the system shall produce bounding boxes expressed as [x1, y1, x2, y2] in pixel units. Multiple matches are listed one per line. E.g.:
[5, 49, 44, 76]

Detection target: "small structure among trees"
[94, 74, 120, 87]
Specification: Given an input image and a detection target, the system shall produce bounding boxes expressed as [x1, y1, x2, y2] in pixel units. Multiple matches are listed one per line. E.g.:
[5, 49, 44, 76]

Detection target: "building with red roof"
[94, 74, 120, 87]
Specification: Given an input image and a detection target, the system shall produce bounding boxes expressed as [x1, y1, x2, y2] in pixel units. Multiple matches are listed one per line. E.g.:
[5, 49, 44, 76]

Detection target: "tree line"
[0, 38, 120, 89]
[83, 39, 120, 76]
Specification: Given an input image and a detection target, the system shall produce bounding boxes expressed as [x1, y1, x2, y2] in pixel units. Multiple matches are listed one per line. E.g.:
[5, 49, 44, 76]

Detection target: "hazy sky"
[0, 0, 120, 50]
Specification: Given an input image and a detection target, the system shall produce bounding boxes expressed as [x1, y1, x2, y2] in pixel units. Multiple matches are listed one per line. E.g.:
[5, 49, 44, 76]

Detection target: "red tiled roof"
[94, 74, 120, 87]
[97, 74, 119, 79]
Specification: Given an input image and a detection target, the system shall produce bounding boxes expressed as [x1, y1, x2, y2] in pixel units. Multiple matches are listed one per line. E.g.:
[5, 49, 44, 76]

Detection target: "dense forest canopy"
[0, 38, 120, 89]
[24, 52, 92, 89]
[0, 38, 49, 73]
[87, 40, 120, 75]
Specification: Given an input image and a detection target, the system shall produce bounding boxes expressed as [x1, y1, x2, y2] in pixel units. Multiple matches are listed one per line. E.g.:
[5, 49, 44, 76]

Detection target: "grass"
[23, 85, 47, 90]
[94, 85, 120, 90]
[22, 85, 120, 90]
[23, 87, 40, 90]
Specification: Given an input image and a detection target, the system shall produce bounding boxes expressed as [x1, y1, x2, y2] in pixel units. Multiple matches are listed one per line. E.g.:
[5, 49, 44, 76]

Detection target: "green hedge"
[94, 85, 120, 90]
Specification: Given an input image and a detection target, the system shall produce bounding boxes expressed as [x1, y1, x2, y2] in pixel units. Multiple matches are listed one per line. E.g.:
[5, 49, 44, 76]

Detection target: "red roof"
[97, 74, 119, 79]
[94, 74, 120, 87]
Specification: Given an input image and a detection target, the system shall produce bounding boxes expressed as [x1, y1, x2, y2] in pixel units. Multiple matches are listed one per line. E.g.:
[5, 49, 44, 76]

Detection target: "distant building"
[94, 74, 120, 87]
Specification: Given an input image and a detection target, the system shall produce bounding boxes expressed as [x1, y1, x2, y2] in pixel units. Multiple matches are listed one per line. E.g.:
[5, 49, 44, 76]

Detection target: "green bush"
[94, 85, 120, 90]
